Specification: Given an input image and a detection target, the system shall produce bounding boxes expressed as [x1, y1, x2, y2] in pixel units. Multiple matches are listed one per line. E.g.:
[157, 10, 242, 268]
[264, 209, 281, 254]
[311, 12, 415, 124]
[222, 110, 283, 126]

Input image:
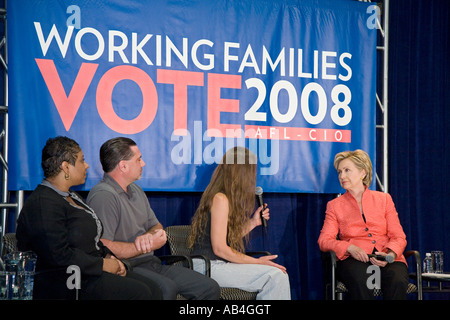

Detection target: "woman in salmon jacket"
[318, 149, 409, 300]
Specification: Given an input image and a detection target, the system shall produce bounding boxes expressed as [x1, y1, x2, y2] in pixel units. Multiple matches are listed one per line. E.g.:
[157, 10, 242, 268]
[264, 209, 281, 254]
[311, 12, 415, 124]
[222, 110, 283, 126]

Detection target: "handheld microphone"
[255, 186, 267, 228]
[368, 254, 395, 263]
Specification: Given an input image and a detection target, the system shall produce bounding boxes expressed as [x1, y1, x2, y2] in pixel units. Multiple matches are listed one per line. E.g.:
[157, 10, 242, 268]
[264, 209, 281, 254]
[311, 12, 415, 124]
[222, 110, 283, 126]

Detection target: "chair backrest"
[1, 233, 18, 257]
[165, 225, 192, 256]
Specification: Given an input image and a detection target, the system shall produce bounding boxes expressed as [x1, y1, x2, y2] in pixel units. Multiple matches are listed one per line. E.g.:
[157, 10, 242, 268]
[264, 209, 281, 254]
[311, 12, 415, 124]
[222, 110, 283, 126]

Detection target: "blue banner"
[8, 0, 377, 193]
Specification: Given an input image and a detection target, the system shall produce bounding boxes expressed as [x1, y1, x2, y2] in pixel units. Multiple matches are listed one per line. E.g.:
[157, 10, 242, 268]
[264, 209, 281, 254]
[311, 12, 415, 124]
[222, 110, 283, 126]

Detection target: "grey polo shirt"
[87, 174, 160, 244]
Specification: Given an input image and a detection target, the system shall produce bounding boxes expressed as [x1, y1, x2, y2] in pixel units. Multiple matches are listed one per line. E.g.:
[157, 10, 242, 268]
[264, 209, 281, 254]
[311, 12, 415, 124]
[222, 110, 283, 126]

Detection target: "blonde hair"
[334, 149, 373, 187]
[188, 147, 257, 253]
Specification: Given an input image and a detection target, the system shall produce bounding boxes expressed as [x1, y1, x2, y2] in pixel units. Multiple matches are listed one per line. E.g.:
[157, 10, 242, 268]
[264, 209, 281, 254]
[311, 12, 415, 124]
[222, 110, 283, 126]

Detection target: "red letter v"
[35, 59, 98, 131]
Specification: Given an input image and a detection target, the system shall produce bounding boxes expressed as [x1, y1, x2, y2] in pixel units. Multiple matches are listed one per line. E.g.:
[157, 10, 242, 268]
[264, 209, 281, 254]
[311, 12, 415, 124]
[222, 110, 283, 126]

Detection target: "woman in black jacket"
[16, 136, 162, 300]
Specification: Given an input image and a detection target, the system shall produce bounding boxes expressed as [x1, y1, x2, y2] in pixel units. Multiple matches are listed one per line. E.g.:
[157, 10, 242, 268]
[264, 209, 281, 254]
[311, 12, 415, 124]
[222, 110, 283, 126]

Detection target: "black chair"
[323, 250, 423, 300]
[165, 225, 271, 300]
[1, 232, 18, 257]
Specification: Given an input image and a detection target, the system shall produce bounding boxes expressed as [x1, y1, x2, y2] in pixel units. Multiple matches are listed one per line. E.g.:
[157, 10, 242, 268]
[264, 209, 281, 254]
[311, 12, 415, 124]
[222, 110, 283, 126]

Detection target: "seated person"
[87, 137, 220, 300]
[188, 147, 291, 300]
[318, 149, 409, 300]
[16, 136, 162, 299]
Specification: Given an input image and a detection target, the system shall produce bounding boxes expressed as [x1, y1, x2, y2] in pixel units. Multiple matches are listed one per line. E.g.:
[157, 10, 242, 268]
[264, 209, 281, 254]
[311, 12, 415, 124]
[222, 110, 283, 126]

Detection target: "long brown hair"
[188, 147, 257, 253]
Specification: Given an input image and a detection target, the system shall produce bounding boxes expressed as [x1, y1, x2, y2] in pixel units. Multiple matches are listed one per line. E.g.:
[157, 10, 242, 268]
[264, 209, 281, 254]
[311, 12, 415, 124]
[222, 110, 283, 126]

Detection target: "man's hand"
[134, 233, 154, 253]
[150, 229, 167, 250]
[134, 229, 167, 253]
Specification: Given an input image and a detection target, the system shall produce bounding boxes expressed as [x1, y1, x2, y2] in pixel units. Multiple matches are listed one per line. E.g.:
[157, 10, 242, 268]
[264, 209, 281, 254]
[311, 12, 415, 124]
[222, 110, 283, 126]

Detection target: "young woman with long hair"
[188, 147, 291, 300]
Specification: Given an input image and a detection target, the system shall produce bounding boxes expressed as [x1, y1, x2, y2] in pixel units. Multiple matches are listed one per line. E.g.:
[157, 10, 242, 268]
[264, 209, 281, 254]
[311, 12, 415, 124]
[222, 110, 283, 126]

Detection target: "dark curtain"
[149, 0, 450, 300]
[6, 0, 449, 300]
[387, 0, 450, 299]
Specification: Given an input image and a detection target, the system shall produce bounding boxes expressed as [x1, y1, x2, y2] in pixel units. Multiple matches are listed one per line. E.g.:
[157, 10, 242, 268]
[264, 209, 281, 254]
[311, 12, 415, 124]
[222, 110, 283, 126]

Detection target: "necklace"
[41, 179, 102, 250]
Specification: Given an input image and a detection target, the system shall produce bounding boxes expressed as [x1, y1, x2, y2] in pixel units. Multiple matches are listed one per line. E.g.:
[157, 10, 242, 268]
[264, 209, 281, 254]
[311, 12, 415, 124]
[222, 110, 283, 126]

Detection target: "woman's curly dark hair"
[41, 136, 81, 178]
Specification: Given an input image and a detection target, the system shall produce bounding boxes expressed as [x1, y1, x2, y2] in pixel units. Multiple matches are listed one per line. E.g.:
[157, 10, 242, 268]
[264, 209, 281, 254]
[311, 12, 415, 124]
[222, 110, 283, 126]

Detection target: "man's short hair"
[99, 137, 137, 173]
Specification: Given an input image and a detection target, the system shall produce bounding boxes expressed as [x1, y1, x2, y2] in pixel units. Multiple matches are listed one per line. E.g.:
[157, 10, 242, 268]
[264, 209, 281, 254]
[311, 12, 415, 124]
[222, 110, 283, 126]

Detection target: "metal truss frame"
[376, 0, 389, 193]
[359, 0, 389, 192]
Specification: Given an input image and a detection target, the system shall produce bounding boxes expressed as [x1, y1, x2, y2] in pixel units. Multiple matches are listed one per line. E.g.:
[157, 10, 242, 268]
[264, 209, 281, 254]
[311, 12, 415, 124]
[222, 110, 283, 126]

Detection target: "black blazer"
[16, 184, 110, 299]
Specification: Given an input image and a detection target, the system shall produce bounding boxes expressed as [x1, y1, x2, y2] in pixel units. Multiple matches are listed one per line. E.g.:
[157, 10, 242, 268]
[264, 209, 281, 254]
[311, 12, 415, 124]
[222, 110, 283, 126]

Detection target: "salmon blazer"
[318, 188, 407, 264]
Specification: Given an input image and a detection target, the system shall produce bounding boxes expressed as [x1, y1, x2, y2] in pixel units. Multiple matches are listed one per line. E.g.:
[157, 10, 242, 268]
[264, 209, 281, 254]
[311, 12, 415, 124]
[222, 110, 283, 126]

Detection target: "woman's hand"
[257, 255, 287, 273]
[347, 246, 394, 267]
[103, 256, 127, 276]
[346, 244, 369, 263]
[369, 251, 396, 267]
[251, 204, 270, 227]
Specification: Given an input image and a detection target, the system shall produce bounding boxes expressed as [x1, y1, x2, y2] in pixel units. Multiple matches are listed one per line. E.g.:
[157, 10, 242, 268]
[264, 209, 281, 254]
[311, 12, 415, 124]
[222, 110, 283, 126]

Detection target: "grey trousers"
[193, 258, 291, 300]
[130, 256, 220, 300]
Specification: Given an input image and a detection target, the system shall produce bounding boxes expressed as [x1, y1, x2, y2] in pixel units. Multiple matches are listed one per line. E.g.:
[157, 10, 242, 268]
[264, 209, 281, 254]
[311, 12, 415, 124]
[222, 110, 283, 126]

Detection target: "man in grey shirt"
[87, 137, 220, 300]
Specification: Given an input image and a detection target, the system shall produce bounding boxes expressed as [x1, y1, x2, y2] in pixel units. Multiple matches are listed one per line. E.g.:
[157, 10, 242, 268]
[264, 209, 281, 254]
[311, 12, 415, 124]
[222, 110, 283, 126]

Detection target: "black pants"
[82, 271, 162, 300]
[34, 270, 162, 300]
[336, 258, 409, 300]
[130, 256, 220, 300]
